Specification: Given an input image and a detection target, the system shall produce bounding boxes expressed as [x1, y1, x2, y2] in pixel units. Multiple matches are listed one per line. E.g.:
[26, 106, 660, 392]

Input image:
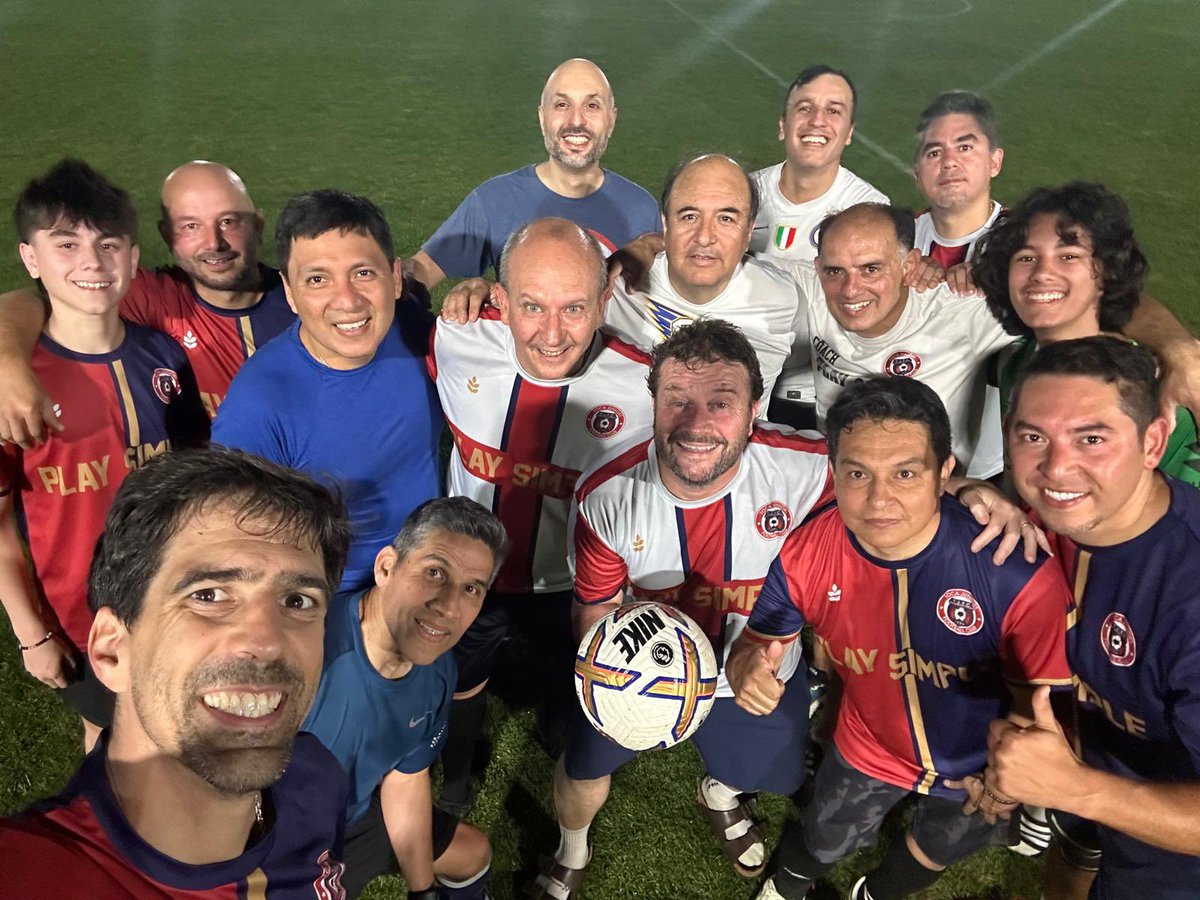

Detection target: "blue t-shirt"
[302, 589, 455, 825]
[1054, 478, 1200, 899]
[211, 300, 443, 590]
[421, 164, 662, 278]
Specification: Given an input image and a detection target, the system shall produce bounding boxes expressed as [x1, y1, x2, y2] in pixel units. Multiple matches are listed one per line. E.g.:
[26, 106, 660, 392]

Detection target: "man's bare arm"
[1124, 294, 1200, 419]
[0, 288, 58, 448]
[405, 250, 448, 292]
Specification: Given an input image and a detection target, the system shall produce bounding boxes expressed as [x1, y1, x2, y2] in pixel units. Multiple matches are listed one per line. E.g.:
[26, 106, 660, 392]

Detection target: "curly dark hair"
[974, 182, 1148, 339]
[646, 318, 764, 403]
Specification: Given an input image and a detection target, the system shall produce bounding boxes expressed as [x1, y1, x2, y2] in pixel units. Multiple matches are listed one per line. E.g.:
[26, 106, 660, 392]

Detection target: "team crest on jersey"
[884, 350, 922, 378]
[755, 501, 791, 539]
[774, 225, 798, 251]
[312, 849, 347, 899]
[585, 404, 626, 439]
[936, 589, 984, 635]
[152, 368, 181, 404]
[1100, 612, 1136, 667]
[643, 297, 695, 340]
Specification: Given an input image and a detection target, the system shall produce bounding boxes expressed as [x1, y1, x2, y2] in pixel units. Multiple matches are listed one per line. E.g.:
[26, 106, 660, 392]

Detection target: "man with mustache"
[406, 58, 660, 295]
[0, 446, 353, 898]
[0, 160, 297, 442]
[531, 320, 834, 896]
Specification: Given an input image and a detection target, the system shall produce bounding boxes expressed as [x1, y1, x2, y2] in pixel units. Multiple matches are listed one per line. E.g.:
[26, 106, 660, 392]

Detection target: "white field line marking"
[660, 0, 912, 175]
[980, 0, 1130, 92]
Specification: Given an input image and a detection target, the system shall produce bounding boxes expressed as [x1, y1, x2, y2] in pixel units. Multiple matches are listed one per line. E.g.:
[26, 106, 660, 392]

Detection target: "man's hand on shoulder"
[0, 362, 62, 448]
[611, 232, 664, 294]
[905, 256, 946, 292]
[944, 262, 981, 296]
[439, 278, 495, 325]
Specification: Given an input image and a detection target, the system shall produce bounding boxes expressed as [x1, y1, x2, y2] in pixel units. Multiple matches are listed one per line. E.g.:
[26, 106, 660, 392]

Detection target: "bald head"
[661, 154, 758, 221]
[540, 59, 613, 107]
[158, 160, 264, 297]
[500, 216, 608, 298]
[817, 202, 916, 256]
[538, 59, 617, 172]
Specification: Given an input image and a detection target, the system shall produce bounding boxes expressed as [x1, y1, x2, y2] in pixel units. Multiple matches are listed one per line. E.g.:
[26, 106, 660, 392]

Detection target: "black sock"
[774, 818, 835, 898]
[862, 836, 942, 900]
[439, 691, 488, 806]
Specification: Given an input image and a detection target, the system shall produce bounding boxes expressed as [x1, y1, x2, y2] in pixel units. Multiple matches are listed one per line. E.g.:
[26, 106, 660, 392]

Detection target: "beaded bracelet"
[18, 630, 55, 652]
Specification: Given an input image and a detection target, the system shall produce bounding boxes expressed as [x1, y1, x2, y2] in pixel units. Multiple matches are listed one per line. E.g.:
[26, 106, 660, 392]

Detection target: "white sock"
[436, 855, 490, 888]
[701, 776, 763, 868]
[555, 824, 590, 869]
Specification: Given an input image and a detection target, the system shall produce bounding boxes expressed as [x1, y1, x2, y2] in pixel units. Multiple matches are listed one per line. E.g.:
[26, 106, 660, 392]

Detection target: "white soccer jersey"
[750, 163, 889, 264]
[913, 201, 1007, 478]
[914, 201, 1003, 267]
[603, 253, 809, 403]
[788, 261, 1016, 475]
[571, 425, 833, 696]
[431, 310, 654, 594]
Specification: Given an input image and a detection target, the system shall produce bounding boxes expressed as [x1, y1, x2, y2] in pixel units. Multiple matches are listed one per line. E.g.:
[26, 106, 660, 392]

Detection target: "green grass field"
[2, 0, 1198, 896]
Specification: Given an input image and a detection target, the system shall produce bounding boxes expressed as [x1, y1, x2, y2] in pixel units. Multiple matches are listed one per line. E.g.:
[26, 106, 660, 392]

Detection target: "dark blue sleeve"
[420, 189, 495, 279]
[210, 368, 291, 465]
[747, 552, 806, 639]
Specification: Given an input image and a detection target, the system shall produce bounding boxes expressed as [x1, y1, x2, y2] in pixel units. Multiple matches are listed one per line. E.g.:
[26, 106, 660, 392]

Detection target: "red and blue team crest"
[152, 367, 181, 404]
[585, 404, 626, 439]
[313, 849, 347, 899]
[884, 350, 922, 378]
[1100, 612, 1137, 667]
[774, 225, 798, 251]
[936, 588, 984, 635]
[755, 501, 791, 539]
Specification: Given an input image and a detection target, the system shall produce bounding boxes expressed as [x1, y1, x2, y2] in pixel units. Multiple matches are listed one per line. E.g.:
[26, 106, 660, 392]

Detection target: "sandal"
[696, 783, 767, 878]
[525, 847, 592, 900]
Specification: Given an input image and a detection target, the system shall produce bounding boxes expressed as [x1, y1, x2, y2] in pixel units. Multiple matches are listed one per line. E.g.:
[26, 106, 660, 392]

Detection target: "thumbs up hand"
[984, 686, 1083, 812]
[728, 635, 788, 716]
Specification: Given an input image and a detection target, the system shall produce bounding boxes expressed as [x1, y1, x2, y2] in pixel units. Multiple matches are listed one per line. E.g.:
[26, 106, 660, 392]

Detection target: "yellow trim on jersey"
[240, 316, 257, 357]
[245, 868, 268, 899]
[1068, 550, 1092, 757]
[111, 359, 140, 447]
[895, 569, 939, 794]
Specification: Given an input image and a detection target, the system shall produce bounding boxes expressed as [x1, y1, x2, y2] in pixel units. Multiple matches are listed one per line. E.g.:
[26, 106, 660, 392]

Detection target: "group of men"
[0, 54, 1197, 900]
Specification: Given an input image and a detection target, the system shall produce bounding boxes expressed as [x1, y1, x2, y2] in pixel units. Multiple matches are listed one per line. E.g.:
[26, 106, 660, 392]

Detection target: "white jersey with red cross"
[570, 424, 833, 696]
[430, 310, 654, 594]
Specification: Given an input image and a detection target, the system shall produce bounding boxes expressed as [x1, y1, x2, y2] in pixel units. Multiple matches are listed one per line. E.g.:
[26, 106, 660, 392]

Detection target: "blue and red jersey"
[0, 324, 208, 651]
[747, 496, 1072, 797]
[0, 732, 348, 899]
[121, 264, 295, 417]
[1048, 477, 1200, 897]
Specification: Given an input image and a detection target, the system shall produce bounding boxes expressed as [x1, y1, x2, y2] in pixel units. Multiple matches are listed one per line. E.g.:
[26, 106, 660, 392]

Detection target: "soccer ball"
[574, 601, 719, 751]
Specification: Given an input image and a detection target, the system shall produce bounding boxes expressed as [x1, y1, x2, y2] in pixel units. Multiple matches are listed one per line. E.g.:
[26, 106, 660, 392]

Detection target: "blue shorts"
[563, 680, 808, 795]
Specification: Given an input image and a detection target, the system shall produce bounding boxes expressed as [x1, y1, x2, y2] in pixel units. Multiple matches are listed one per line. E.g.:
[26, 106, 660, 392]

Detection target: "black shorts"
[340, 788, 460, 897]
[58, 650, 114, 728]
[451, 589, 573, 693]
[1049, 809, 1102, 871]
[800, 745, 1015, 868]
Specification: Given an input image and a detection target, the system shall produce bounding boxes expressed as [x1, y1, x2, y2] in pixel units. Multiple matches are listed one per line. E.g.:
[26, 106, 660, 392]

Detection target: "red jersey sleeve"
[119, 267, 187, 329]
[999, 558, 1074, 686]
[573, 511, 628, 604]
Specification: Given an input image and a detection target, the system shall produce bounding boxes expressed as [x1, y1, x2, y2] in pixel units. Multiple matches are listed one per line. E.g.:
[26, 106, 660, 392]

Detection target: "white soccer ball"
[574, 601, 719, 751]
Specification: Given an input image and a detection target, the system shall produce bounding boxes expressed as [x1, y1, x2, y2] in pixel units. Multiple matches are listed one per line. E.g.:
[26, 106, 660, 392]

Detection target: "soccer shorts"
[452, 589, 573, 693]
[340, 788, 460, 896]
[1049, 809, 1102, 871]
[801, 744, 1014, 867]
[563, 682, 808, 795]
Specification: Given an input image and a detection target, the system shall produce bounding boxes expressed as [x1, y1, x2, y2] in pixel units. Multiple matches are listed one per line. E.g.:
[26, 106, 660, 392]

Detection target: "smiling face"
[662, 156, 754, 305]
[833, 418, 954, 560]
[1008, 213, 1105, 343]
[19, 219, 139, 317]
[538, 60, 617, 171]
[652, 357, 756, 500]
[778, 73, 856, 176]
[283, 229, 399, 370]
[1009, 374, 1167, 546]
[913, 113, 1003, 214]
[817, 212, 919, 338]
[98, 503, 331, 795]
[496, 229, 608, 380]
[160, 163, 264, 297]
[371, 529, 493, 667]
